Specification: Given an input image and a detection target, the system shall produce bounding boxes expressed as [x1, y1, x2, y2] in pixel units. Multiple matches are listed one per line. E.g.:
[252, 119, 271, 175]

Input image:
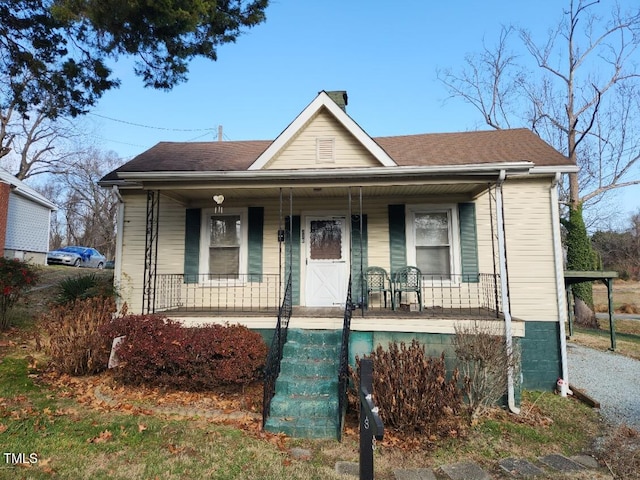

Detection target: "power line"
[89, 112, 217, 133]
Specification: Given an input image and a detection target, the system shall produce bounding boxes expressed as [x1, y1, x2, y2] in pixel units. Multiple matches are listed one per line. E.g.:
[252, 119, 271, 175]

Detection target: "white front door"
[304, 216, 349, 307]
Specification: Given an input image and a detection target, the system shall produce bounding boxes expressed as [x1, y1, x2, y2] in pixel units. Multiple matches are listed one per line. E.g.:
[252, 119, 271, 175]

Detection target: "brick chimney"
[325, 91, 348, 111]
[0, 181, 10, 254]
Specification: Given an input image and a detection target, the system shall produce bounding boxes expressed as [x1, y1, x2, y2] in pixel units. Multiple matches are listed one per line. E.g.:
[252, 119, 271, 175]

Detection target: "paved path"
[335, 453, 603, 479]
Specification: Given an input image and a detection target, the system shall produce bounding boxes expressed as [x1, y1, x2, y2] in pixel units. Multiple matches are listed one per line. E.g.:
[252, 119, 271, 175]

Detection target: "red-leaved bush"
[101, 315, 268, 390]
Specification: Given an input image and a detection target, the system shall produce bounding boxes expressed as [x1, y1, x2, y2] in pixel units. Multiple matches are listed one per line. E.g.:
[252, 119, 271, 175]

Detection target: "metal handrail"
[337, 275, 353, 441]
[262, 273, 293, 427]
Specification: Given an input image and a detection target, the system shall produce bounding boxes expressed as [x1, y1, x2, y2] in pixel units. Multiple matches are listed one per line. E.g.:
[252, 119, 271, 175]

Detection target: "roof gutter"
[495, 169, 521, 415]
[113, 161, 537, 184]
[112, 186, 125, 307]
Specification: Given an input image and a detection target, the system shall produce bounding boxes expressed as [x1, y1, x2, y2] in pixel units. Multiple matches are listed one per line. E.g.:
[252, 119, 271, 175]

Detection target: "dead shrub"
[453, 321, 521, 420]
[597, 425, 640, 479]
[619, 303, 639, 314]
[40, 297, 118, 375]
[350, 341, 465, 440]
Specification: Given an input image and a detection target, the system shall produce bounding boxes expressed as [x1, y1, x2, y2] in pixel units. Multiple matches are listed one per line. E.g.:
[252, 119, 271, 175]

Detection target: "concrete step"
[286, 328, 341, 345]
[269, 394, 338, 417]
[264, 328, 342, 440]
[279, 356, 339, 376]
[265, 415, 338, 439]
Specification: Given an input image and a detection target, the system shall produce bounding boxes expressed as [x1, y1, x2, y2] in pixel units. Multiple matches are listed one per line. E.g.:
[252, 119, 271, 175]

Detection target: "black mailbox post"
[359, 359, 384, 480]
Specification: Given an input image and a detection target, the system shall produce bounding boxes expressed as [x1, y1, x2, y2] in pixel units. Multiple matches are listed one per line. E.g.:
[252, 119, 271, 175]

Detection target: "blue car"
[47, 246, 107, 269]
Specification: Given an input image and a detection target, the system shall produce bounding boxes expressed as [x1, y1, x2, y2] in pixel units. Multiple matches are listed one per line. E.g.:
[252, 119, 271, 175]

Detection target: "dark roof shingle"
[102, 128, 571, 181]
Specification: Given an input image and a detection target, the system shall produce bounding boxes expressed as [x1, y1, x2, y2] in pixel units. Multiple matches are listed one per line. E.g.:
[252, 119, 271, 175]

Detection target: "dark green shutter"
[388, 204, 406, 275]
[247, 207, 264, 282]
[459, 203, 479, 283]
[351, 214, 368, 304]
[285, 216, 301, 305]
[184, 208, 201, 284]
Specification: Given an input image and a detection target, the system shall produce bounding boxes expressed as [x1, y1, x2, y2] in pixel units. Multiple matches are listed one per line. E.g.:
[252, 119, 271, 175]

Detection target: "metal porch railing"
[153, 272, 501, 318]
[364, 273, 502, 318]
[154, 273, 281, 314]
[337, 275, 353, 441]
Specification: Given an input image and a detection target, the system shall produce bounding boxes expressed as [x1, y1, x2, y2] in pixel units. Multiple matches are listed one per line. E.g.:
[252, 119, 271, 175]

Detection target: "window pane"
[310, 220, 342, 260]
[415, 212, 449, 245]
[416, 246, 450, 276]
[209, 247, 239, 276]
[209, 215, 241, 276]
[210, 215, 240, 247]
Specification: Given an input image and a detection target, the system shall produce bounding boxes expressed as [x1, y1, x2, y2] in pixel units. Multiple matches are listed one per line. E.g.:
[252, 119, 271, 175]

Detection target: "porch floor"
[159, 305, 503, 320]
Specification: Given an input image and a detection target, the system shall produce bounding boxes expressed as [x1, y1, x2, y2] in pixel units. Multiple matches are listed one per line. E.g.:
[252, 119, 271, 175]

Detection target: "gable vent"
[316, 137, 335, 163]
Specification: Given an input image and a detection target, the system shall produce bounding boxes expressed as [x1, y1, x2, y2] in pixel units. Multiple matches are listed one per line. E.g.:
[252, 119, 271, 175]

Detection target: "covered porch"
[133, 172, 516, 325]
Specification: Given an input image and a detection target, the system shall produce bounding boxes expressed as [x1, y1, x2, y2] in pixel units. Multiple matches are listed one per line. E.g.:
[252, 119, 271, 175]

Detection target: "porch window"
[406, 205, 460, 279]
[200, 209, 247, 279]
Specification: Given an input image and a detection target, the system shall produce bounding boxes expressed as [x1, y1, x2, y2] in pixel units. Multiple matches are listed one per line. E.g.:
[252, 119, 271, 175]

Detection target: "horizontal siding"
[502, 179, 558, 321]
[117, 181, 559, 323]
[267, 110, 382, 169]
[5, 194, 51, 253]
[119, 193, 148, 313]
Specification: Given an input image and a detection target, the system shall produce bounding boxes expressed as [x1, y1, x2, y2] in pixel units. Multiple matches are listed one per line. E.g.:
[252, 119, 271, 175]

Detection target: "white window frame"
[198, 207, 248, 285]
[405, 204, 461, 284]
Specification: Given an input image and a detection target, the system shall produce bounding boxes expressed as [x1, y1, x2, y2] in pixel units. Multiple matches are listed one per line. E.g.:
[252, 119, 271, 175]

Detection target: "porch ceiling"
[147, 182, 492, 204]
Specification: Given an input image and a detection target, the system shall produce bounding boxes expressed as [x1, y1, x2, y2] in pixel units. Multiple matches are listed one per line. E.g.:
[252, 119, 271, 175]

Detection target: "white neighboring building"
[0, 168, 57, 265]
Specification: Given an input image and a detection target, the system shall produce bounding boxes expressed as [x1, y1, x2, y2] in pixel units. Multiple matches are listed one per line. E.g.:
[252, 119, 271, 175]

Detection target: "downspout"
[550, 173, 570, 396]
[112, 186, 125, 311]
[495, 170, 520, 414]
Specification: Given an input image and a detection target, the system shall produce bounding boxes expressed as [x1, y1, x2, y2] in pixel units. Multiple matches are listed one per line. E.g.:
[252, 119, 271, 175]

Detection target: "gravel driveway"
[567, 342, 640, 430]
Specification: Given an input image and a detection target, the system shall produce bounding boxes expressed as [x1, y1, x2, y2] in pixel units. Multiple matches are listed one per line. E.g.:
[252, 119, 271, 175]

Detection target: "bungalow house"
[100, 91, 577, 439]
[0, 167, 57, 265]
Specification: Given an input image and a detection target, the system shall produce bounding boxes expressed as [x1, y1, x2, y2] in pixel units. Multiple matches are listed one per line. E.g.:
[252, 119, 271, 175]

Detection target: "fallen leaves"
[87, 430, 113, 443]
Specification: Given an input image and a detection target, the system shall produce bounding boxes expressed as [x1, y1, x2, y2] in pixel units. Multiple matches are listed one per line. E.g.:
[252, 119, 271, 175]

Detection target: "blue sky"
[84, 0, 640, 221]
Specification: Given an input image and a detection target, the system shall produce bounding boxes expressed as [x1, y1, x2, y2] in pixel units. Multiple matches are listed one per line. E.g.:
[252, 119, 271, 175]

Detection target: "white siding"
[499, 178, 558, 322]
[265, 109, 382, 169]
[118, 193, 148, 312]
[118, 181, 560, 324]
[5, 193, 51, 254]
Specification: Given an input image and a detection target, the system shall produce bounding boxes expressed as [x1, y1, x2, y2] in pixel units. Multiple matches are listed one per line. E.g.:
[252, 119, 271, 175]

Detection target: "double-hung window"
[200, 209, 247, 280]
[406, 205, 460, 281]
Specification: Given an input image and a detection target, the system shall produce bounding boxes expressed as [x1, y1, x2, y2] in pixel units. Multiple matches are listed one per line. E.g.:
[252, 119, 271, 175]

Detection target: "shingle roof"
[375, 129, 570, 167]
[101, 128, 571, 181]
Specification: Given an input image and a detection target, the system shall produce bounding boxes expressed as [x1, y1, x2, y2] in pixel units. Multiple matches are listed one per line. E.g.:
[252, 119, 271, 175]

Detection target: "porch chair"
[364, 266, 394, 309]
[393, 266, 423, 311]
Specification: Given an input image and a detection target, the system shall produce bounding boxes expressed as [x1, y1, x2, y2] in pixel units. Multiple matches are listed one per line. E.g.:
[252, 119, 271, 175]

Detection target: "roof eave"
[114, 161, 539, 183]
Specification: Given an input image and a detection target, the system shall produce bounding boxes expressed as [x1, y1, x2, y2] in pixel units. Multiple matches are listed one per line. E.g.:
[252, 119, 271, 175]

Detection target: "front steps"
[264, 329, 341, 439]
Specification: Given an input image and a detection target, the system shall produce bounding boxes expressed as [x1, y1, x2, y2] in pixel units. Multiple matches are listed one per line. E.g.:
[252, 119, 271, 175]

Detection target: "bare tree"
[41, 149, 121, 259]
[0, 102, 81, 180]
[438, 2, 640, 210]
[592, 210, 640, 280]
[438, 1, 640, 323]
